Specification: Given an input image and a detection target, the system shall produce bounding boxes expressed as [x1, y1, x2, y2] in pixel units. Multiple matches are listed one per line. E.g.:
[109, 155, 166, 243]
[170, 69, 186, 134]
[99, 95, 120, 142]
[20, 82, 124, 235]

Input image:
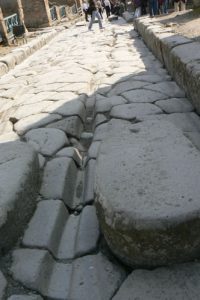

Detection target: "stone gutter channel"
[0, 15, 200, 299]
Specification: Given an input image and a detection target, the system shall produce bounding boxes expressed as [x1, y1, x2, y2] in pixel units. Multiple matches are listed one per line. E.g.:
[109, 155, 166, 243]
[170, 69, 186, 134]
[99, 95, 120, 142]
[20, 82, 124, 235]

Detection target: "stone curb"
[134, 17, 200, 113]
[0, 15, 84, 78]
[0, 30, 58, 77]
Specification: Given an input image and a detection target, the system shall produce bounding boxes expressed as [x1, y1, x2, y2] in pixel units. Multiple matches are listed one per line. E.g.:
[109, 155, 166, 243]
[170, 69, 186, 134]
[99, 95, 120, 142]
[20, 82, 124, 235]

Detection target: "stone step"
[23, 200, 100, 260]
[113, 262, 200, 300]
[40, 157, 78, 209]
[95, 118, 200, 267]
[0, 141, 40, 253]
[11, 249, 126, 300]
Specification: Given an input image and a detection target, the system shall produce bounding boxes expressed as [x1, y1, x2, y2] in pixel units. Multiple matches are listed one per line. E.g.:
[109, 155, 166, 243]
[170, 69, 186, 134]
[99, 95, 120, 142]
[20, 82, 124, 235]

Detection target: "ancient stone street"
[0, 16, 200, 299]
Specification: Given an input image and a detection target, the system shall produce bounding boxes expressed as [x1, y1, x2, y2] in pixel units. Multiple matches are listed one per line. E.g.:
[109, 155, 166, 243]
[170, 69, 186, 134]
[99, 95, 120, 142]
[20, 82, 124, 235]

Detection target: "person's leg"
[162, 0, 167, 12]
[88, 11, 95, 29]
[95, 11, 103, 28]
[153, 0, 158, 15]
[105, 6, 110, 17]
[149, 0, 153, 16]
[174, 1, 179, 11]
[180, 0, 186, 10]
[99, 8, 103, 18]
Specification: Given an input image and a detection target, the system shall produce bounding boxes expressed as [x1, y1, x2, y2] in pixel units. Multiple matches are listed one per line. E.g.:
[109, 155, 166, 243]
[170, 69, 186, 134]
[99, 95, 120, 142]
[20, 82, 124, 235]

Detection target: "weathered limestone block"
[11, 249, 125, 300]
[40, 157, 78, 208]
[113, 263, 200, 300]
[95, 119, 200, 267]
[155, 98, 194, 114]
[25, 128, 69, 156]
[0, 141, 40, 252]
[46, 116, 84, 139]
[23, 200, 100, 259]
[14, 113, 62, 135]
[110, 103, 162, 120]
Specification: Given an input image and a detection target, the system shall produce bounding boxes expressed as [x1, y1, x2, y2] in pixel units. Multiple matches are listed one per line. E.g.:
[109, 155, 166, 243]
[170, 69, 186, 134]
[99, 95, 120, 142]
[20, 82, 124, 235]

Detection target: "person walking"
[97, 0, 104, 18]
[82, 0, 89, 22]
[88, 0, 104, 30]
[104, 0, 111, 18]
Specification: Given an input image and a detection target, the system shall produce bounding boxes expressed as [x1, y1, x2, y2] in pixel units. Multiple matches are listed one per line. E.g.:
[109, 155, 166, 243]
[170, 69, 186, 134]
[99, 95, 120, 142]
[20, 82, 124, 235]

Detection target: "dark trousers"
[149, 0, 157, 15]
[105, 5, 111, 17]
[83, 9, 89, 21]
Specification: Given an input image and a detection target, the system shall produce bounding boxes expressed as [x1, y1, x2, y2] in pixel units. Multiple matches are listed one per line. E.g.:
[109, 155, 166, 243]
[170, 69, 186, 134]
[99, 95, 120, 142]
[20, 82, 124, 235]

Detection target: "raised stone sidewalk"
[134, 16, 200, 113]
[0, 13, 200, 300]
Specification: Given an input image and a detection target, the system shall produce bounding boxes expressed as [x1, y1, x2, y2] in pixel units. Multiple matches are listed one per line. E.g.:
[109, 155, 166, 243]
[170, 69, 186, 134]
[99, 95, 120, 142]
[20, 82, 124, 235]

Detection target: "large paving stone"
[11, 249, 125, 300]
[107, 80, 149, 96]
[46, 116, 84, 139]
[122, 89, 167, 103]
[113, 262, 200, 300]
[110, 103, 162, 120]
[23, 200, 100, 259]
[40, 157, 78, 208]
[0, 141, 40, 253]
[25, 128, 69, 156]
[43, 100, 86, 122]
[14, 113, 62, 135]
[95, 119, 200, 267]
[155, 98, 194, 113]
[144, 81, 185, 98]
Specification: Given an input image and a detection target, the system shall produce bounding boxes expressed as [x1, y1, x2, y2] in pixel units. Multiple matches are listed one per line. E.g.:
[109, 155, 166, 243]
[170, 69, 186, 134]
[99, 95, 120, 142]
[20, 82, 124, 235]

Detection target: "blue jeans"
[149, 0, 157, 16]
[88, 10, 103, 29]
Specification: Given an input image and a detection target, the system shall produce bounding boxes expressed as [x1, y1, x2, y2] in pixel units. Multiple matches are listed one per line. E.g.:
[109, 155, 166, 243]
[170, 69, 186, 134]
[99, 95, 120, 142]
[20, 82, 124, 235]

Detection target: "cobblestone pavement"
[0, 16, 200, 299]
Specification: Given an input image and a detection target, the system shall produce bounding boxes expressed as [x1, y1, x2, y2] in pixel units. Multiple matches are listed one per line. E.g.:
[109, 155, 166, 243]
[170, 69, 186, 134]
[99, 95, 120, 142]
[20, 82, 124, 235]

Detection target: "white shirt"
[82, 2, 89, 10]
[104, 0, 111, 8]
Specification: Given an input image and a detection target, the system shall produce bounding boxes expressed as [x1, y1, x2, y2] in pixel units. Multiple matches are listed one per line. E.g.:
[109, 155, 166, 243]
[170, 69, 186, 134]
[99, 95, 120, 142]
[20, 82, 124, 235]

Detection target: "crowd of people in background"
[82, 0, 187, 31]
[134, 0, 187, 18]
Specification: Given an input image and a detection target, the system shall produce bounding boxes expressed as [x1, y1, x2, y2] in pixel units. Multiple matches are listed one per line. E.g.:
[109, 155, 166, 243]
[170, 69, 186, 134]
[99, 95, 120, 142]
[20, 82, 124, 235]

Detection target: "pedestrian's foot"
[100, 27, 105, 30]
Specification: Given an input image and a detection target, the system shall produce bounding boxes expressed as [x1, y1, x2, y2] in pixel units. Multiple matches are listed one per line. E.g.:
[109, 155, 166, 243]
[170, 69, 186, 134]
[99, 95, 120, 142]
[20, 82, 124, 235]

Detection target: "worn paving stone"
[55, 147, 82, 167]
[11, 249, 125, 300]
[144, 81, 186, 98]
[25, 128, 69, 156]
[113, 263, 200, 300]
[110, 103, 162, 120]
[132, 73, 171, 83]
[13, 101, 52, 120]
[93, 123, 108, 141]
[23, 200, 99, 259]
[95, 119, 200, 267]
[0, 141, 39, 253]
[88, 141, 101, 160]
[43, 100, 86, 122]
[107, 80, 149, 96]
[141, 112, 200, 133]
[46, 116, 84, 139]
[122, 89, 167, 103]
[40, 157, 78, 207]
[0, 271, 7, 299]
[94, 114, 108, 129]
[68, 253, 126, 300]
[14, 113, 62, 135]
[8, 296, 43, 300]
[11, 249, 72, 300]
[155, 98, 194, 114]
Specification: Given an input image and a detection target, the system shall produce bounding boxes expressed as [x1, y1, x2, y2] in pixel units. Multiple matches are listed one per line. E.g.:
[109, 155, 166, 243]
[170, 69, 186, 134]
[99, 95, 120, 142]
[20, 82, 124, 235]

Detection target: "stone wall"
[21, 0, 51, 28]
[0, 0, 20, 16]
